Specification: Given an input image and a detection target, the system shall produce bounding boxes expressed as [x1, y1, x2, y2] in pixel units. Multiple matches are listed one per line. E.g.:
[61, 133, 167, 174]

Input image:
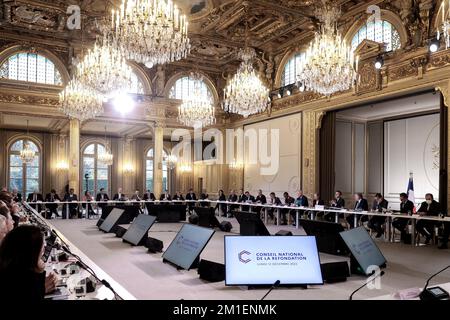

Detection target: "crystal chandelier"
[59, 79, 104, 122]
[437, 0, 450, 49]
[111, 0, 190, 66]
[222, 47, 269, 118]
[98, 126, 114, 166]
[296, 2, 355, 96]
[178, 73, 215, 128]
[20, 120, 36, 164]
[166, 154, 177, 170]
[74, 34, 133, 95]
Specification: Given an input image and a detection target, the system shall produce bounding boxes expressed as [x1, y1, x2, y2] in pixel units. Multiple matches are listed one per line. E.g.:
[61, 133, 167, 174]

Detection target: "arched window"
[351, 20, 401, 52]
[0, 52, 62, 85]
[281, 52, 306, 87]
[8, 139, 40, 196]
[145, 148, 168, 192]
[82, 143, 109, 195]
[169, 75, 213, 101]
[128, 71, 144, 94]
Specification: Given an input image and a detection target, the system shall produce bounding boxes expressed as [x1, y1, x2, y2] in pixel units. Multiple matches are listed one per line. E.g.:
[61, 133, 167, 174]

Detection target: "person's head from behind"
[0, 225, 45, 273]
[0, 204, 14, 232]
[425, 193, 434, 204]
[399, 192, 408, 202]
[0, 215, 8, 243]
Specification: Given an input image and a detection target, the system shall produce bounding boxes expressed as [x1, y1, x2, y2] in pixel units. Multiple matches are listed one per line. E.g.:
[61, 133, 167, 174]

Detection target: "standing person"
[392, 192, 415, 243]
[346, 193, 369, 228]
[63, 188, 79, 219]
[368, 193, 389, 238]
[215, 190, 227, 216]
[45, 189, 61, 219]
[185, 188, 197, 213]
[96, 188, 109, 213]
[416, 193, 441, 244]
[0, 225, 58, 301]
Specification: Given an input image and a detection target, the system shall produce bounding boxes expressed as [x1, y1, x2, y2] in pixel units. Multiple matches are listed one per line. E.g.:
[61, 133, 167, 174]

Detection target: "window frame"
[350, 19, 401, 52]
[145, 148, 169, 193]
[81, 142, 111, 196]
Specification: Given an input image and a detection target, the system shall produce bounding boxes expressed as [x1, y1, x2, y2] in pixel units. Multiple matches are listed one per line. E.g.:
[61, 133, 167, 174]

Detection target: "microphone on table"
[349, 270, 385, 300]
[261, 280, 281, 300]
[419, 265, 450, 300]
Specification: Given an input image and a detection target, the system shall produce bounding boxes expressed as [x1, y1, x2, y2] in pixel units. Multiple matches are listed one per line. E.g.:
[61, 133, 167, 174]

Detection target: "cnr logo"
[238, 250, 251, 263]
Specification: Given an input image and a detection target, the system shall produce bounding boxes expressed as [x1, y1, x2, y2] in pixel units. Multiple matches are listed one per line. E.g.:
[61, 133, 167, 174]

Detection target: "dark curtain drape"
[439, 93, 448, 213]
[319, 112, 336, 205]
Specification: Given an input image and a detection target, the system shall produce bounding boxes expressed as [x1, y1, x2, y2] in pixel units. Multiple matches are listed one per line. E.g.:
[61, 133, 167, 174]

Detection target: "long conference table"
[25, 199, 450, 247]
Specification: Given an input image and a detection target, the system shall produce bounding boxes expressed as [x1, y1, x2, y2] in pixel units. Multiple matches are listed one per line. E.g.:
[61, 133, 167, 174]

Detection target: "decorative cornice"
[0, 92, 59, 107]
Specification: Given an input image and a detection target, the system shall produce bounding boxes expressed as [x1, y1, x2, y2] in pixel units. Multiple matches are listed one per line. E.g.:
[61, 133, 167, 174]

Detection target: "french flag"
[407, 172, 416, 213]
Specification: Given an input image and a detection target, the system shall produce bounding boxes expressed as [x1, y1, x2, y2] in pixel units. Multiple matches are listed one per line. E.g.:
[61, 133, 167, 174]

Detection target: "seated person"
[254, 189, 267, 215]
[280, 192, 295, 225]
[0, 204, 14, 233]
[313, 193, 324, 207]
[11, 188, 22, 203]
[26, 189, 44, 213]
[172, 191, 184, 201]
[131, 189, 142, 201]
[185, 189, 197, 213]
[0, 192, 24, 227]
[292, 190, 309, 226]
[227, 190, 238, 216]
[237, 189, 245, 203]
[416, 193, 441, 244]
[45, 189, 61, 219]
[392, 192, 415, 242]
[0, 215, 7, 244]
[324, 190, 345, 222]
[143, 190, 156, 201]
[160, 191, 171, 201]
[241, 191, 255, 211]
[199, 193, 210, 207]
[267, 192, 282, 222]
[346, 193, 369, 228]
[215, 190, 227, 216]
[113, 188, 127, 201]
[96, 188, 109, 212]
[368, 193, 389, 238]
[0, 225, 58, 301]
[63, 188, 79, 219]
[83, 191, 96, 218]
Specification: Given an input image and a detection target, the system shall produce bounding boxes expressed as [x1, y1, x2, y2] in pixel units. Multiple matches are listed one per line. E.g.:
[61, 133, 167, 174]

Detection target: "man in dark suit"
[267, 192, 282, 222]
[392, 192, 415, 242]
[254, 189, 267, 215]
[95, 188, 109, 213]
[185, 188, 197, 213]
[312, 193, 324, 206]
[45, 189, 61, 219]
[63, 188, 79, 219]
[11, 189, 22, 203]
[113, 188, 127, 201]
[227, 189, 238, 216]
[237, 189, 245, 203]
[280, 192, 295, 225]
[160, 191, 171, 201]
[324, 190, 345, 221]
[416, 193, 441, 244]
[27, 189, 44, 213]
[292, 190, 309, 226]
[368, 193, 389, 238]
[215, 190, 227, 216]
[241, 191, 255, 212]
[346, 193, 369, 228]
[172, 191, 184, 201]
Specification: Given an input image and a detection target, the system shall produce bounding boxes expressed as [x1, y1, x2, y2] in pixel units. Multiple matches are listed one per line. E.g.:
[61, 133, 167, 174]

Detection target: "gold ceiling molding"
[435, 81, 450, 108]
[0, 92, 59, 107]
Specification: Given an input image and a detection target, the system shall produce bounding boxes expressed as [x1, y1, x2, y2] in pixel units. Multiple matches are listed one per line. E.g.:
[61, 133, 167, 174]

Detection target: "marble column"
[153, 122, 164, 197]
[69, 119, 80, 195]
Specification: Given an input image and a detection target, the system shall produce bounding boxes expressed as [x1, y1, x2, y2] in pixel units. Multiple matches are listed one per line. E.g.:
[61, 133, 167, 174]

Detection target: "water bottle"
[50, 248, 59, 264]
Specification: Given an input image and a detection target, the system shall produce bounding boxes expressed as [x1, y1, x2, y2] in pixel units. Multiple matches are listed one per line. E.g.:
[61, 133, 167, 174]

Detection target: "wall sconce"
[56, 160, 69, 171]
[178, 163, 193, 173]
[123, 163, 134, 175]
